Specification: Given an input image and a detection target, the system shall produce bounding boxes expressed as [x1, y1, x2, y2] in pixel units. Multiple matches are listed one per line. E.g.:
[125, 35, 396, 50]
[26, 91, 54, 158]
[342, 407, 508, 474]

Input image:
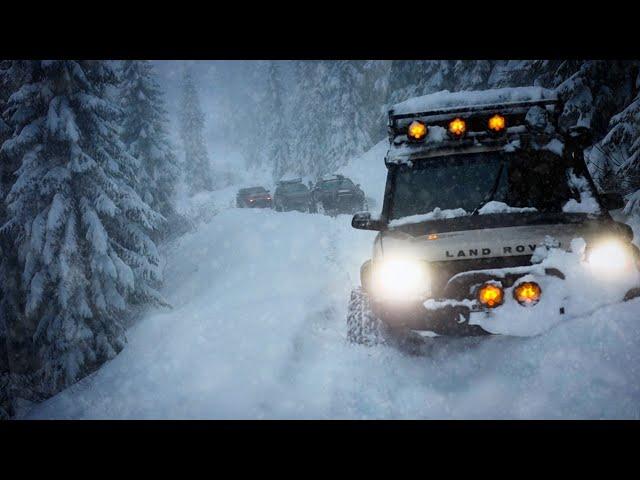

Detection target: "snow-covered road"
[27, 207, 640, 419]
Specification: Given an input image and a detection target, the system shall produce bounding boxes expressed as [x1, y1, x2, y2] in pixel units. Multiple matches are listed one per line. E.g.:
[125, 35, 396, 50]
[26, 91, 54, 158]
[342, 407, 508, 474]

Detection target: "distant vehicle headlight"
[587, 240, 635, 277]
[371, 258, 429, 301]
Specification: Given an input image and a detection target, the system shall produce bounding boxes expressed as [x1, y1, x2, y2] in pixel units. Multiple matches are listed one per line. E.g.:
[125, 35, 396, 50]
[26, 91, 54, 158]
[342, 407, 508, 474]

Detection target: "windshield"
[319, 178, 355, 191]
[279, 183, 308, 194]
[389, 151, 590, 220]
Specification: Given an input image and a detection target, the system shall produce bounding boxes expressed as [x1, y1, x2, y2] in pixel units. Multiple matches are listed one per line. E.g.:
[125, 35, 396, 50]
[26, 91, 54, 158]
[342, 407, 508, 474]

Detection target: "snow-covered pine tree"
[555, 61, 636, 139]
[387, 61, 457, 105]
[288, 60, 326, 178]
[0, 60, 32, 417]
[120, 60, 179, 222]
[263, 62, 290, 180]
[240, 60, 271, 171]
[1, 60, 165, 395]
[453, 60, 494, 90]
[597, 155, 624, 193]
[179, 69, 213, 194]
[382, 60, 455, 133]
[361, 60, 392, 142]
[323, 61, 373, 174]
[599, 68, 640, 214]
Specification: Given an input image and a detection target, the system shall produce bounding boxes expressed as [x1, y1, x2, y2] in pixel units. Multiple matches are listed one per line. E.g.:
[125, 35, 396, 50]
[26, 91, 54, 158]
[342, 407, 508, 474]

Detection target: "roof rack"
[389, 98, 560, 123]
[388, 97, 562, 142]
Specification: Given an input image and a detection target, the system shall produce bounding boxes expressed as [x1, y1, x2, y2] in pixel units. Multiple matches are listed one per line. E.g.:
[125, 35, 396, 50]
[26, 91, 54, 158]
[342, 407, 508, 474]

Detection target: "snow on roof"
[278, 176, 303, 184]
[391, 87, 558, 116]
[320, 174, 343, 181]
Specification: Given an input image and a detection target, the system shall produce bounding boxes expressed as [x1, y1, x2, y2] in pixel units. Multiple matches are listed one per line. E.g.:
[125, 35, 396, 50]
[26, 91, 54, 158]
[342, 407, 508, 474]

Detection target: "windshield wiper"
[470, 161, 505, 216]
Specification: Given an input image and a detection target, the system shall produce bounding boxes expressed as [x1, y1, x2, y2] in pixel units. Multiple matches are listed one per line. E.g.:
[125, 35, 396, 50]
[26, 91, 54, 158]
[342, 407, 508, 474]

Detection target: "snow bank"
[392, 87, 557, 115]
[25, 206, 640, 419]
[337, 140, 388, 210]
[174, 185, 238, 225]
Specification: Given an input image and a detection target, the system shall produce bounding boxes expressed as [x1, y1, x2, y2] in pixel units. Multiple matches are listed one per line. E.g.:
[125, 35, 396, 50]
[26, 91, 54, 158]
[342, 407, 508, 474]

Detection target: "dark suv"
[236, 186, 272, 208]
[311, 175, 365, 215]
[273, 179, 312, 212]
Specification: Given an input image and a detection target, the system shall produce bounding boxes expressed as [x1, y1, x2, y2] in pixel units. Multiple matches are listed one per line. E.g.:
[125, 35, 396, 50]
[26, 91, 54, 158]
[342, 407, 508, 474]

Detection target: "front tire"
[346, 287, 387, 346]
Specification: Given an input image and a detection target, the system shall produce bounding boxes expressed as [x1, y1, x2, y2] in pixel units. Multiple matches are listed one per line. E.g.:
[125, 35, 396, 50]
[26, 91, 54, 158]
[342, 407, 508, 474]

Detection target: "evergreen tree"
[1, 60, 165, 394]
[386, 61, 454, 105]
[263, 62, 290, 180]
[382, 60, 455, 136]
[242, 60, 270, 171]
[597, 68, 640, 197]
[0, 60, 31, 417]
[362, 60, 392, 142]
[453, 60, 493, 90]
[120, 60, 179, 220]
[324, 61, 373, 173]
[179, 69, 213, 194]
[288, 60, 329, 178]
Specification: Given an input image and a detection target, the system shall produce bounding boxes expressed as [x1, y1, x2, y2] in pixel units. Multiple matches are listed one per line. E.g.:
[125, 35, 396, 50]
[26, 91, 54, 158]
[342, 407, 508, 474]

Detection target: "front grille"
[429, 255, 533, 297]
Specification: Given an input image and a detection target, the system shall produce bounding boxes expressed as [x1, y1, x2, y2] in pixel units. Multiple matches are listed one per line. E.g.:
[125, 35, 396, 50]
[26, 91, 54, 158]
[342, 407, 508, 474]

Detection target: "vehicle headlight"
[371, 258, 429, 301]
[587, 240, 635, 277]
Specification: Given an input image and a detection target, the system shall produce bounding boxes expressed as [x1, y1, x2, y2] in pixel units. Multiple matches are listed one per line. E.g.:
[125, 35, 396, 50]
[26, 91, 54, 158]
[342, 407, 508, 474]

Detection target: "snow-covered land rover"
[347, 87, 640, 346]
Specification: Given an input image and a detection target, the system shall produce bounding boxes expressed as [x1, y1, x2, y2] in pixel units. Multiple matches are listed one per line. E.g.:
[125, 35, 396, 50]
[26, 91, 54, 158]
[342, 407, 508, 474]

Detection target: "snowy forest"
[1, 60, 640, 419]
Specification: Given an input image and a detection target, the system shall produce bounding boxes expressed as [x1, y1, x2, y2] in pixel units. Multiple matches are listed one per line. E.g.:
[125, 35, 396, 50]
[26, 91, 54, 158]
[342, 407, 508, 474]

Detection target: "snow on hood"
[388, 202, 538, 227]
[388, 208, 468, 227]
[477, 201, 537, 215]
[391, 87, 558, 116]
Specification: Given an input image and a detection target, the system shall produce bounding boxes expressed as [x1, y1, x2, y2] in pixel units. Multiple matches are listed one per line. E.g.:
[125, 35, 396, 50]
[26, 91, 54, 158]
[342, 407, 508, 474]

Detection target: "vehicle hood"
[375, 221, 611, 263]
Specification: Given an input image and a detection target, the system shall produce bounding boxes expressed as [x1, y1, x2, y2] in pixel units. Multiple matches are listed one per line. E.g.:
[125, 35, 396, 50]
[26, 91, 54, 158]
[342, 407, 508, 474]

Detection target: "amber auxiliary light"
[477, 283, 504, 308]
[488, 114, 506, 133]
[408, 120, 428, 141]
[514, 282, 541, 306]
[448, 118, 467, 137]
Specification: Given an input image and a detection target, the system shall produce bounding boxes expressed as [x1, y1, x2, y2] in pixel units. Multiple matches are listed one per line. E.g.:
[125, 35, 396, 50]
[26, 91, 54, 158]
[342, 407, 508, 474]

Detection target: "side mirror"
[352, 212, 385, 231]
[600, 191, 625, 211]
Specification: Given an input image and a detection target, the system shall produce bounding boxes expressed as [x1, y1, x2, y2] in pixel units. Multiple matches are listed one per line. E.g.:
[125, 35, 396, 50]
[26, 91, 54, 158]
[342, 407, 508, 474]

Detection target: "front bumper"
[369, 266, 568, 337]
[371, 298, 489, 336]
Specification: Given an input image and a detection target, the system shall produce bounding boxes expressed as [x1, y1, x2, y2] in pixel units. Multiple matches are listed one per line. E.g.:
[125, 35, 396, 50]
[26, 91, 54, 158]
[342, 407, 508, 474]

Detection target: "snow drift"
[26, 203, 640, 419]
